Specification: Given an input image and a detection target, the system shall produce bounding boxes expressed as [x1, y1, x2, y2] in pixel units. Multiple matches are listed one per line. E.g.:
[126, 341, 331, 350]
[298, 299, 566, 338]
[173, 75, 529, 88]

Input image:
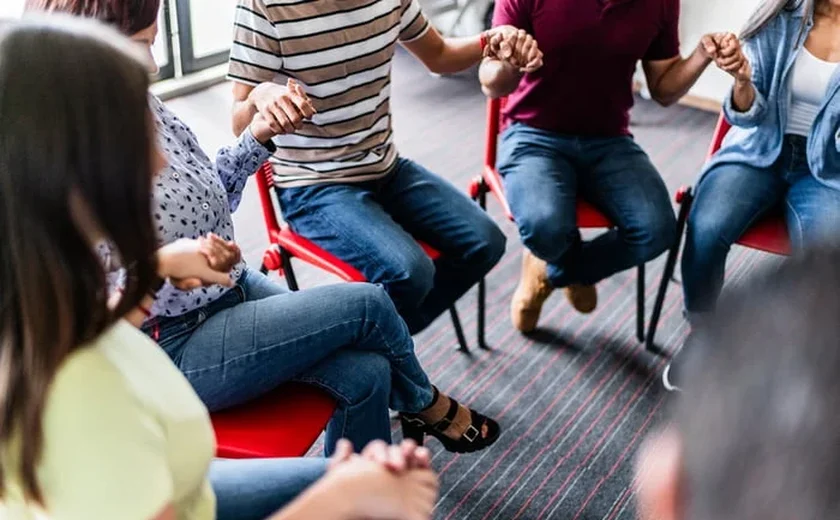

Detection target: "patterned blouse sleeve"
[215, 127, 276, 212]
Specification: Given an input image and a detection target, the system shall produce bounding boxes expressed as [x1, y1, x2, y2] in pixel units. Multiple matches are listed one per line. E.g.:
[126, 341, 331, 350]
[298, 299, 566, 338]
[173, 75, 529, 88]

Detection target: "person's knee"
[517, 206, 576, 262]
[381, 254, 436, 308]
[685, 209, 732, 260]
[468, 218, 507, 273]
[627, 207, 677, 264]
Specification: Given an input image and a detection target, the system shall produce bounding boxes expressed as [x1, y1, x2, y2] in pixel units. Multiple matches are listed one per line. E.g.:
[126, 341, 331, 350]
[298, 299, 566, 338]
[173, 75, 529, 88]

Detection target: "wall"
[678, 0, 763, 102]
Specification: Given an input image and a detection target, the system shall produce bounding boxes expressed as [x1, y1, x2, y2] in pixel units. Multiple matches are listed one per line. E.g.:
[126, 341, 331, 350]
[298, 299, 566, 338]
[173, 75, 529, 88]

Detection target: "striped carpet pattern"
[168, 49, 778, 520]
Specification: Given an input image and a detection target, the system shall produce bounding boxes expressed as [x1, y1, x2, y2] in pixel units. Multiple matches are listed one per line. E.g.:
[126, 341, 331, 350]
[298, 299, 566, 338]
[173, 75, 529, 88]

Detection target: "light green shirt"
[1, 320, 216, 520]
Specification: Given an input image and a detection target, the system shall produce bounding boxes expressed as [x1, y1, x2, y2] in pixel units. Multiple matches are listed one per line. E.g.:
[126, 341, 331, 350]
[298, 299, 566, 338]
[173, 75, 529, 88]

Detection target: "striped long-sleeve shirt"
[228, 0, 431, 188]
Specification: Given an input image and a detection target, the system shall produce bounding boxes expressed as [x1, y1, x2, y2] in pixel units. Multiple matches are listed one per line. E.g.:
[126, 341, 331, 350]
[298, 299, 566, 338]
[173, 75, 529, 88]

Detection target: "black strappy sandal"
[400, 389, 501, 454]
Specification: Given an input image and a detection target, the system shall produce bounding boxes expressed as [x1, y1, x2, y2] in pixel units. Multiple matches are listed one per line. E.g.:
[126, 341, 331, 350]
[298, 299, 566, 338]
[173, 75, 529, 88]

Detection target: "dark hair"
[25, 0, 161, 35]
[677, 248, 840, 520]
[0, 16, 158, 503]
[740, 0, 813, 40]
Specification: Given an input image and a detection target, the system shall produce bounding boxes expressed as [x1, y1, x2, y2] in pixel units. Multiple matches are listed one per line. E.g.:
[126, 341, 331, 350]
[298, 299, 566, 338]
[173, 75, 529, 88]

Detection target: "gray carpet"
[169, 49, 774, 519]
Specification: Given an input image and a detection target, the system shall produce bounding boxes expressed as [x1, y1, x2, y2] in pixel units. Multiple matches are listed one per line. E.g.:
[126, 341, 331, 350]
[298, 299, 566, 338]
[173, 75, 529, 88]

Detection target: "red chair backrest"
[707, 115, 731, 159]
[256, 162, 282, 242]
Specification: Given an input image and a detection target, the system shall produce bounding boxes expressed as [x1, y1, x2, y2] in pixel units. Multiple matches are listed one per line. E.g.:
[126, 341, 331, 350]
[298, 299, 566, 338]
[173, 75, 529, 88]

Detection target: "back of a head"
[24, 0, 161, 35]
[0, 16, 158, 504]
[678, 248, 840, 520]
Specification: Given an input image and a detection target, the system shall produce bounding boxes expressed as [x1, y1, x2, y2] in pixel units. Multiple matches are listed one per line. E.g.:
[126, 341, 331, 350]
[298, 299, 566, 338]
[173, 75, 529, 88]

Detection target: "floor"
[167, 49, 769, 519]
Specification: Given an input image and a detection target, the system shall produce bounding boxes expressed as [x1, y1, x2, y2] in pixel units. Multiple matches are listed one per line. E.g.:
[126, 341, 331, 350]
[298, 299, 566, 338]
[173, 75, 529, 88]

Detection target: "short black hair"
[677, 248, 840, 520]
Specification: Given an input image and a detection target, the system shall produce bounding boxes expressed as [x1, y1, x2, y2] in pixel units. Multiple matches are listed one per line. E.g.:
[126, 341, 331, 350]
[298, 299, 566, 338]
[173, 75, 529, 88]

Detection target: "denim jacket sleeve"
[723, 36, 770, 128]
[215, 128, 275, 213]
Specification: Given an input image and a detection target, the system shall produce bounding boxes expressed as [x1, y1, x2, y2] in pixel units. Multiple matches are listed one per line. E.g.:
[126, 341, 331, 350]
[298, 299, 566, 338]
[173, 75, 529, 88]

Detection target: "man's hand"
[248, 78, 316, 138]
[713, 33, 752, 83]
[485, 26, 543, 73]
[697, 32, 724, 60]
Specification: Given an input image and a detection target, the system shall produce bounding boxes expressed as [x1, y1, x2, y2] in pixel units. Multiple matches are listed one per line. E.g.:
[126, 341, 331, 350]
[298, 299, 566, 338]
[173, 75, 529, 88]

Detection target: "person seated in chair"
[0, 17, 440, 520]
[227, 0, 543, 335]
[479, 0, 727, 333]
[637, 248, 840, 520]
[28, 0, 502, 456]
[670, 0, 840, 390]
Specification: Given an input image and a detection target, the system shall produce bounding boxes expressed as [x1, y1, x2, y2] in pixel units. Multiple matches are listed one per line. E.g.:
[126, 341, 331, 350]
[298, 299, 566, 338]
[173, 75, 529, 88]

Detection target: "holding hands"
[700, 32, 752, 83]
[324, 439, 439, 520]
[249, 78, 317, 141]
[485, 26, 543, 73]
[157, 233, 241, 291]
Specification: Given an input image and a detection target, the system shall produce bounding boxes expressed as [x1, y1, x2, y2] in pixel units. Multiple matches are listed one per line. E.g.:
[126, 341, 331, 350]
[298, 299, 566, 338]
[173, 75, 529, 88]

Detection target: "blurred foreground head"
[636, 248, 840, 520]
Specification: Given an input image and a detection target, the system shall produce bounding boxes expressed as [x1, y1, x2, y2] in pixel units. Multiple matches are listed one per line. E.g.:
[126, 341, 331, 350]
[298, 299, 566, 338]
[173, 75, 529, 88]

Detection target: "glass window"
[188, 0, 236, 59]
[152, 5, 169, 68]
[0, 0, 26, 18]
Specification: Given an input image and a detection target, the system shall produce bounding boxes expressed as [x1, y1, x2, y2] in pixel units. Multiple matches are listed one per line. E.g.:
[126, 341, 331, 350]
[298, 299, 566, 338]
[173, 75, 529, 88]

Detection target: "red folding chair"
[468, 97, 648, 348]
[211, 382, 335, 458]
[254, 162, 474, 353]
[645, 114, 791, 351]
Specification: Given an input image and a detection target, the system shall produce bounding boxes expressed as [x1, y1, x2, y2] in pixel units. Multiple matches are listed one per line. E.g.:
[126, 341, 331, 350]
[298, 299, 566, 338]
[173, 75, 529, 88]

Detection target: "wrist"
[311, 473, 359, 519]
[734, 77, 752, 89]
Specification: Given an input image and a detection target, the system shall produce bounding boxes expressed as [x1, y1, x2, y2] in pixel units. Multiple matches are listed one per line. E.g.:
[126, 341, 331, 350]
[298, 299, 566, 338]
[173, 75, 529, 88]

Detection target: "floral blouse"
[148, 95, 274, 318]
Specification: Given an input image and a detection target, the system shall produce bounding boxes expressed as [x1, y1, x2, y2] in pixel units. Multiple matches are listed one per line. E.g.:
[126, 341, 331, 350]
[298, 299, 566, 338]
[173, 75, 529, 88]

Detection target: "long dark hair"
[741, 0, 813, 40]
[0, 16, 158, 503]
[25, 0, 161, 35]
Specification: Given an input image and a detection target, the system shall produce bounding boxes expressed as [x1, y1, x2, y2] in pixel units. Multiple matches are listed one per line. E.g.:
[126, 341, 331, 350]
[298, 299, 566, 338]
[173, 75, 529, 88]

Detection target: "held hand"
[157, 238, 235, 290]
[199, 233, 241, 273]
[486, 26, 543, 73]
[326, 457, 439, 520]
[713, 33, 751, 83]
[697, 32, 723, 60]
[329, 439, 433, 473]
[249, 78, 316, 138]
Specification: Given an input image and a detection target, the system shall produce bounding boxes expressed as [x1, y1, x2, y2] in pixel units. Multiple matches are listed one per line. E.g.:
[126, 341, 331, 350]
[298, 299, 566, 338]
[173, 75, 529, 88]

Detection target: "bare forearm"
[232, 98, 257, 137]
[648, 49, 711, 106]
[479, 58, 523, 98]
[267, 479, 352, 520]
[731, 79, 756, 112]
[124, 294, 156, 328]
[409, 34, 484, 75]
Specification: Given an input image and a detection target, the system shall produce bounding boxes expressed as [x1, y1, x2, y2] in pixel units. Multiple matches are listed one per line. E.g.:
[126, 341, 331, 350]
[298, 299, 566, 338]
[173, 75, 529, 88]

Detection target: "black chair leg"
[280, 247, 300, 292]
[477, 277, 489, 350]
[449, 306, 471, 354]
[646, 188, 694, 355]
[259, 263, 269, 275]
[636, 263, 646, 343]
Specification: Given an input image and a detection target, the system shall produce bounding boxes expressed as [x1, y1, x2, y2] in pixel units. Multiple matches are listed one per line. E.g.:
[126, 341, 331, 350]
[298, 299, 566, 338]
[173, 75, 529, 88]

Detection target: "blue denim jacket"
[703, 3, 840, 190]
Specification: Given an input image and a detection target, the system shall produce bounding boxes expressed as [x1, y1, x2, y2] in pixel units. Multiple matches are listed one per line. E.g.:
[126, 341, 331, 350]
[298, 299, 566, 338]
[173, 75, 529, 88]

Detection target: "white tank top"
[786, 47, 839, 136]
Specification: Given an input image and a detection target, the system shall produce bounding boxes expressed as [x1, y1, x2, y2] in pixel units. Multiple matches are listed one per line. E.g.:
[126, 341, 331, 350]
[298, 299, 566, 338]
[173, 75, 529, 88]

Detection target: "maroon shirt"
[493, 0, 680, 137]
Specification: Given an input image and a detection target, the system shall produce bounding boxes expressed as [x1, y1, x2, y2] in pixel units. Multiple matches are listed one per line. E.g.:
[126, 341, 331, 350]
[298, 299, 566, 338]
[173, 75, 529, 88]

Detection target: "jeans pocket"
[152, 311, 205, 354]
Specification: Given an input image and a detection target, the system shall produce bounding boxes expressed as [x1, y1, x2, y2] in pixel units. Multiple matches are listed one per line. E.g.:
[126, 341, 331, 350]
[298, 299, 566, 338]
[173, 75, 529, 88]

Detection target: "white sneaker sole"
[662, 364, 681, 393]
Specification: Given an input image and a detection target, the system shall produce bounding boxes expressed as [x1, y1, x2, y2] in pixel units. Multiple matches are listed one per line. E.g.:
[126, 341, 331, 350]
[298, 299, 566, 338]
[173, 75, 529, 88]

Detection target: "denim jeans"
[497, 122, 676, 287]
[682, 135, 840, 314]
[210, 457, 327, 520]
[278, 158, 506, 334]
[144, 269, 434, 454]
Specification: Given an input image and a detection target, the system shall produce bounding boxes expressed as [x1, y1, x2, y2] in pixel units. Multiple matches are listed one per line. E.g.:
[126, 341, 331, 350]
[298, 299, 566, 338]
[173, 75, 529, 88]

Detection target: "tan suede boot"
[511, 250, 555, 332]
[564, 284, 598, 314]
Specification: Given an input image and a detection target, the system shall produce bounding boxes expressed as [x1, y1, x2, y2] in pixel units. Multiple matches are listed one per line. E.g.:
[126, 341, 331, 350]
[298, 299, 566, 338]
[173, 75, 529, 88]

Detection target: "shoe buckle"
[433, 417, 452, 433]
[463, 425, 480, 443]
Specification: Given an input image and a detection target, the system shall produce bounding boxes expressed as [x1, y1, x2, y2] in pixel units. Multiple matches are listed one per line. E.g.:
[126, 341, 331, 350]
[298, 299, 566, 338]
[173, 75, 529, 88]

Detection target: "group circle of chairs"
[210, 98, 793, 460]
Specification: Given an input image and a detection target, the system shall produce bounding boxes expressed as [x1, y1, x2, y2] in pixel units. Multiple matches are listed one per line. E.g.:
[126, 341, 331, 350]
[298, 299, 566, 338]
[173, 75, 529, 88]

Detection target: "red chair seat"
[736, 213, 791, 255]
[212, 383, 335, 458]
[270, 226, 442, 283]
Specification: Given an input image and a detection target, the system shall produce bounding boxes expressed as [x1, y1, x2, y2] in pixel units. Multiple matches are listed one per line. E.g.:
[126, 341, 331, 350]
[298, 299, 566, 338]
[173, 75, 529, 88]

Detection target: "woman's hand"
[249, 78, 316, 140]
[156, 236, 236, 290]
[329, 439, 432, 473]
[485, 26, 543, 73]
[325, 454, 439, 520]
[714, 33, 752, 83]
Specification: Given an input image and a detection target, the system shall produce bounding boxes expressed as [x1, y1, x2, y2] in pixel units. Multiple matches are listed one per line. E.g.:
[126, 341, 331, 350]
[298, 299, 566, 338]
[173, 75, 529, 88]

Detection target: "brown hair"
[25, 0, 162, 35]
[0, 16, 158, 503]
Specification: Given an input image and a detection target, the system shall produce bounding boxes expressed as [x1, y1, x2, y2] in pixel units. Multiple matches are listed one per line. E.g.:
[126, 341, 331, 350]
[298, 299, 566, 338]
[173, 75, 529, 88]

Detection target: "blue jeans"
[278, 158, 506, 334]
[497, 122, 676, 287]
[682, 135, 840, 314]
[210, 457, 327, 520]
[144, 269, 434, 454]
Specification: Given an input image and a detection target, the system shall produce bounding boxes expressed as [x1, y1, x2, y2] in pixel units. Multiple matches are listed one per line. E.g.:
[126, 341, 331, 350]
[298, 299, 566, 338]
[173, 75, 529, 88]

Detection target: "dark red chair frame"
[468, 97, 648, 349]
[254, 162, 475, 354]
[645, 115, 791, 351]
